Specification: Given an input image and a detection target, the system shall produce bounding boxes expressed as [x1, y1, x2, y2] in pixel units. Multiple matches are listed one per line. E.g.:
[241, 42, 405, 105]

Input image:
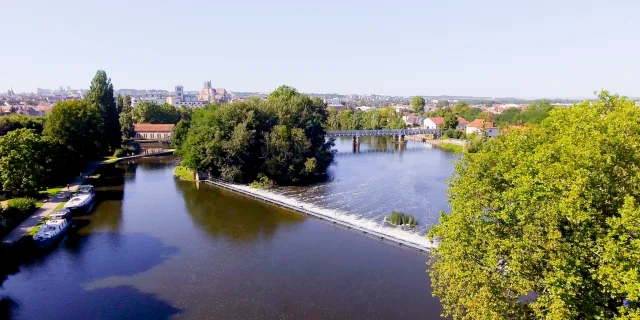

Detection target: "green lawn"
[53, 202, 65, 211]
[39, 187, 64, 198]
[437, 142, 464, 153]
[174, 166, 195, 181]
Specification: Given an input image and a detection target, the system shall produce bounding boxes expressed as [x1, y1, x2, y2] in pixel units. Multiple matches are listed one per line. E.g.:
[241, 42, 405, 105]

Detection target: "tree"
[132, 102, 180, 124]
[122, 95, 132, 114]
[411, 96, 426, 113]
[0, 129, 49, 196]
[44, 100, 104, 161]
[0, 114, 44, 136]
[85, 70, 120, 153]
[171, 119, 190, 148]
[443, 113, 459, 130]
[428, 92, 640, 319]
[119, 111, 135, 138]
[116, 94, 124, 114]
[180, 86, 334, 185]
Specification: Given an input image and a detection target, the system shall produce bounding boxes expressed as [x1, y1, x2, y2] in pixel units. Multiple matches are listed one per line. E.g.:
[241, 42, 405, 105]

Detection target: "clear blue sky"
[2, 0, 639, 98]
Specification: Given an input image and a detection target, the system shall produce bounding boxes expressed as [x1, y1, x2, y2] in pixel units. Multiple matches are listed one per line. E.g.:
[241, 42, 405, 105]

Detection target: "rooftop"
[133, 123, 176, 132]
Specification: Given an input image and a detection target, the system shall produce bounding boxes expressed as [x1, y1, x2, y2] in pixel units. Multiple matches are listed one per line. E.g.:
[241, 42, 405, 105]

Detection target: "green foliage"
[442, 128, 465, 140]
[494, 100, 555, 126]
[44, 100, 104, 161]
[428, 91, 640, 319]
[0, 114, 44, 136]
[385, 211, 417, 227]
[174, 165, 195, 181]
[180, 87, 334, 185]
[249, 173, 273, 189]
[85, 70, 120, 153]
[411, 96, 426, 113]
[327, 107, 405, 130]
[171, 119, 190, 148]
[436, 142, 464, 153]
[4, 198, 36, 218]
[443, 113, 459, 130]
[452, 101, 482, 122]
[0, 129, 50, 197]
[119, 110, 134, 138]
[116, 94, 124, 114]
[132, 102, 181, 124]
[464, 133, 486, 153]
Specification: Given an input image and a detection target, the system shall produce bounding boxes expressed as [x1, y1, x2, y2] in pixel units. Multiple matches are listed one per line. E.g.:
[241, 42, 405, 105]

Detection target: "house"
[466, 119, 499, 137]
[403, 114, 424, 127]
[134, 123, 175, 141]
[423, 117, 444, 129]
[456, 117, 469, 130]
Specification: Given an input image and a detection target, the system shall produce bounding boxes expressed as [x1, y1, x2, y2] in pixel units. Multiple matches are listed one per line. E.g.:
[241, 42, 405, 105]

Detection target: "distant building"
[456, 117, 469, 130]
[133, 123, 175, 141]
[403, 114, 424, 127]
[466, 119, 499, 137]
[198, 81, 230, 104]
[423, 117, 444, 129]
[131, 95, 166, 107]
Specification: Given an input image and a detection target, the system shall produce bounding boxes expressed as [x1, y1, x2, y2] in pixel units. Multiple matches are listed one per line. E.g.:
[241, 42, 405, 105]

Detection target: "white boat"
[32, 218, 70, 249]
[63, 185, 96, 214]
[50, 208, 72, 220]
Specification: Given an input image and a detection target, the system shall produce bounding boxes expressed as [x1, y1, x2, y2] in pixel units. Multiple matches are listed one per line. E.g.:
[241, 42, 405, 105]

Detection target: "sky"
[2, 0, 640, 98]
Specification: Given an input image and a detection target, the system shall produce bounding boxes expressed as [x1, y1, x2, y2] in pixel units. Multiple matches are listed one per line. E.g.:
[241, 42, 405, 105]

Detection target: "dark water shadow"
[1, 232, 181, 319]
[174, 179, 304, 243]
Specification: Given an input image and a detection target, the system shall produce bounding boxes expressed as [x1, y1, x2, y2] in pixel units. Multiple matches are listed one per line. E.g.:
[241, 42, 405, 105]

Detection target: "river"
[0, 137, 456, 319]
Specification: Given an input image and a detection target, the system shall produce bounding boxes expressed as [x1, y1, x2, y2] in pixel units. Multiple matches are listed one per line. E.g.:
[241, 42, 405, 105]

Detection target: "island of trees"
[177, 86, 334, 185]
[429, 92, 640, 319]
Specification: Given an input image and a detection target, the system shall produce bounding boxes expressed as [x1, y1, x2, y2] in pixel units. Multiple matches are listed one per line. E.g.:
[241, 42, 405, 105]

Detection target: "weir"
[203, 178, 432, 252]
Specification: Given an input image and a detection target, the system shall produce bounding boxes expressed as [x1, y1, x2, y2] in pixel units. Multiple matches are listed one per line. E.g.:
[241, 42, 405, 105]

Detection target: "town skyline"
[3, 0, 640, 99]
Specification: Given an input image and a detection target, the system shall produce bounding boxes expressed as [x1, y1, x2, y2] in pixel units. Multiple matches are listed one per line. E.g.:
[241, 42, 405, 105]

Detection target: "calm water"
[0, 138, 456, 319]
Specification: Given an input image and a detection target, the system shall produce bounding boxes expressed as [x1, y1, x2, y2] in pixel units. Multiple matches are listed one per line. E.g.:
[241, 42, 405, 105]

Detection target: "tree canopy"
[0, 114, 44, 136]
[44, 100, 105, 161]
[411, 96, 426, 113]
[0, 129, 50, 196]
[428, 92, 640, 319]
[132, 102, 182, 124]
[493, 100, 555, 126]
[180, 86, 334, 184]
[85, 70, 120, 152]
[327, 107, 406, 130]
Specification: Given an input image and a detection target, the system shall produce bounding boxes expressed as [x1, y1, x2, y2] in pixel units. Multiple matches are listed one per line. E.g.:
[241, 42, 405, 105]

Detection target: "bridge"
[326, 128, 440, 150]
[326, 128, 439, 138]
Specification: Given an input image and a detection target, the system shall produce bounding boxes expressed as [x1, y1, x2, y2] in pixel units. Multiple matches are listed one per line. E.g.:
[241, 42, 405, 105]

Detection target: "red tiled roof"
[429, 117, 445, 125]
[467, 119, 495, 128]
[457, 117, 469, 124]
[133, 123, 175, 132]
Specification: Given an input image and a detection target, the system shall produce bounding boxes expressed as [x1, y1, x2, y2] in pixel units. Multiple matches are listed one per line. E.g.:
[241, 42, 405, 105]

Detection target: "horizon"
[3, 0, 640, 99]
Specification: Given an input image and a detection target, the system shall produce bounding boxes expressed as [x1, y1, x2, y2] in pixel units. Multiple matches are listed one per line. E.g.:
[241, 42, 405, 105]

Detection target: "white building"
[133, 123, 175, 141]
[423, 117, 444, 129]
[466, 119, 499, 137]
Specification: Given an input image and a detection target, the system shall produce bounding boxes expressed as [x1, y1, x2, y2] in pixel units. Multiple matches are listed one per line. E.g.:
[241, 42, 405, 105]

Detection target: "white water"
[231, 183, 436, 249]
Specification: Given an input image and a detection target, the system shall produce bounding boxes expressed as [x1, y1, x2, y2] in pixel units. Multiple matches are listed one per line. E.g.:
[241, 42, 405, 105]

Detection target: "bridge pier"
[352, 135, 360, 153]
[393, 134, 406, 144]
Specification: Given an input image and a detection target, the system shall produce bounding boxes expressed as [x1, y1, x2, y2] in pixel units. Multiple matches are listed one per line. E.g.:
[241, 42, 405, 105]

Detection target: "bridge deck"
[327, 129, 438, 137]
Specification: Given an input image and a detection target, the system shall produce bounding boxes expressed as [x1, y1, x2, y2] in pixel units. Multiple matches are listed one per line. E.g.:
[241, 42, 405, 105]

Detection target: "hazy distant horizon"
[3, 1, 640, 98]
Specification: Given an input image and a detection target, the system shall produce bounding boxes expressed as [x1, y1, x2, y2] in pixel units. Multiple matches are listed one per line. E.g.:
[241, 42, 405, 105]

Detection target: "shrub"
[3, 198, 36, 221]
[250, 174, 274, 189]
[385, 211, 417, 227]
[113, 148, 126, 158]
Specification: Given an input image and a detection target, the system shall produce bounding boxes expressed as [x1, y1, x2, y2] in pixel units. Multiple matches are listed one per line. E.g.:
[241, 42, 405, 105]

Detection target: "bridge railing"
[326, 129, 439, 137]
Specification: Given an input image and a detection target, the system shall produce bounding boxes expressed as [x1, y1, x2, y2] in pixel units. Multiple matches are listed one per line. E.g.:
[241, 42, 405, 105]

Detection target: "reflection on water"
[175, 179, 304, 242]
[1, 157, 444, 319]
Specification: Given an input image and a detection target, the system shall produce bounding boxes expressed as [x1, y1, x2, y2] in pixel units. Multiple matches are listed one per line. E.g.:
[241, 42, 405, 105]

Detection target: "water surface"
[1, 155, 448, 319]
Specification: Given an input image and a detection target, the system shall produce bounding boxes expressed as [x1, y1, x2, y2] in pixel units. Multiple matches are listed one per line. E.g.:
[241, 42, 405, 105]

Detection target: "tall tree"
[85, 70, 120, 153]
[116, 94, 124, 114]
[44, 100, 104, 161]
[411, 96, 426, 113]
[428, 92, 640, 319]
[0, 129, 49, 196]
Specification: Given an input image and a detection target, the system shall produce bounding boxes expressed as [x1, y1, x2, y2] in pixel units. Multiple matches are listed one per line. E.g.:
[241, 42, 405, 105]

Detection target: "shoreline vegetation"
[385, 211, 418, 227]
[174, 166, 195, 181]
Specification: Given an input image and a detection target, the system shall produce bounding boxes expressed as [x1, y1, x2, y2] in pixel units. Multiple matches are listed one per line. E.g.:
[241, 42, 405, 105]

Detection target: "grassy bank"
[174, 166, 196, 181]
[436, 142, 464, 153]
